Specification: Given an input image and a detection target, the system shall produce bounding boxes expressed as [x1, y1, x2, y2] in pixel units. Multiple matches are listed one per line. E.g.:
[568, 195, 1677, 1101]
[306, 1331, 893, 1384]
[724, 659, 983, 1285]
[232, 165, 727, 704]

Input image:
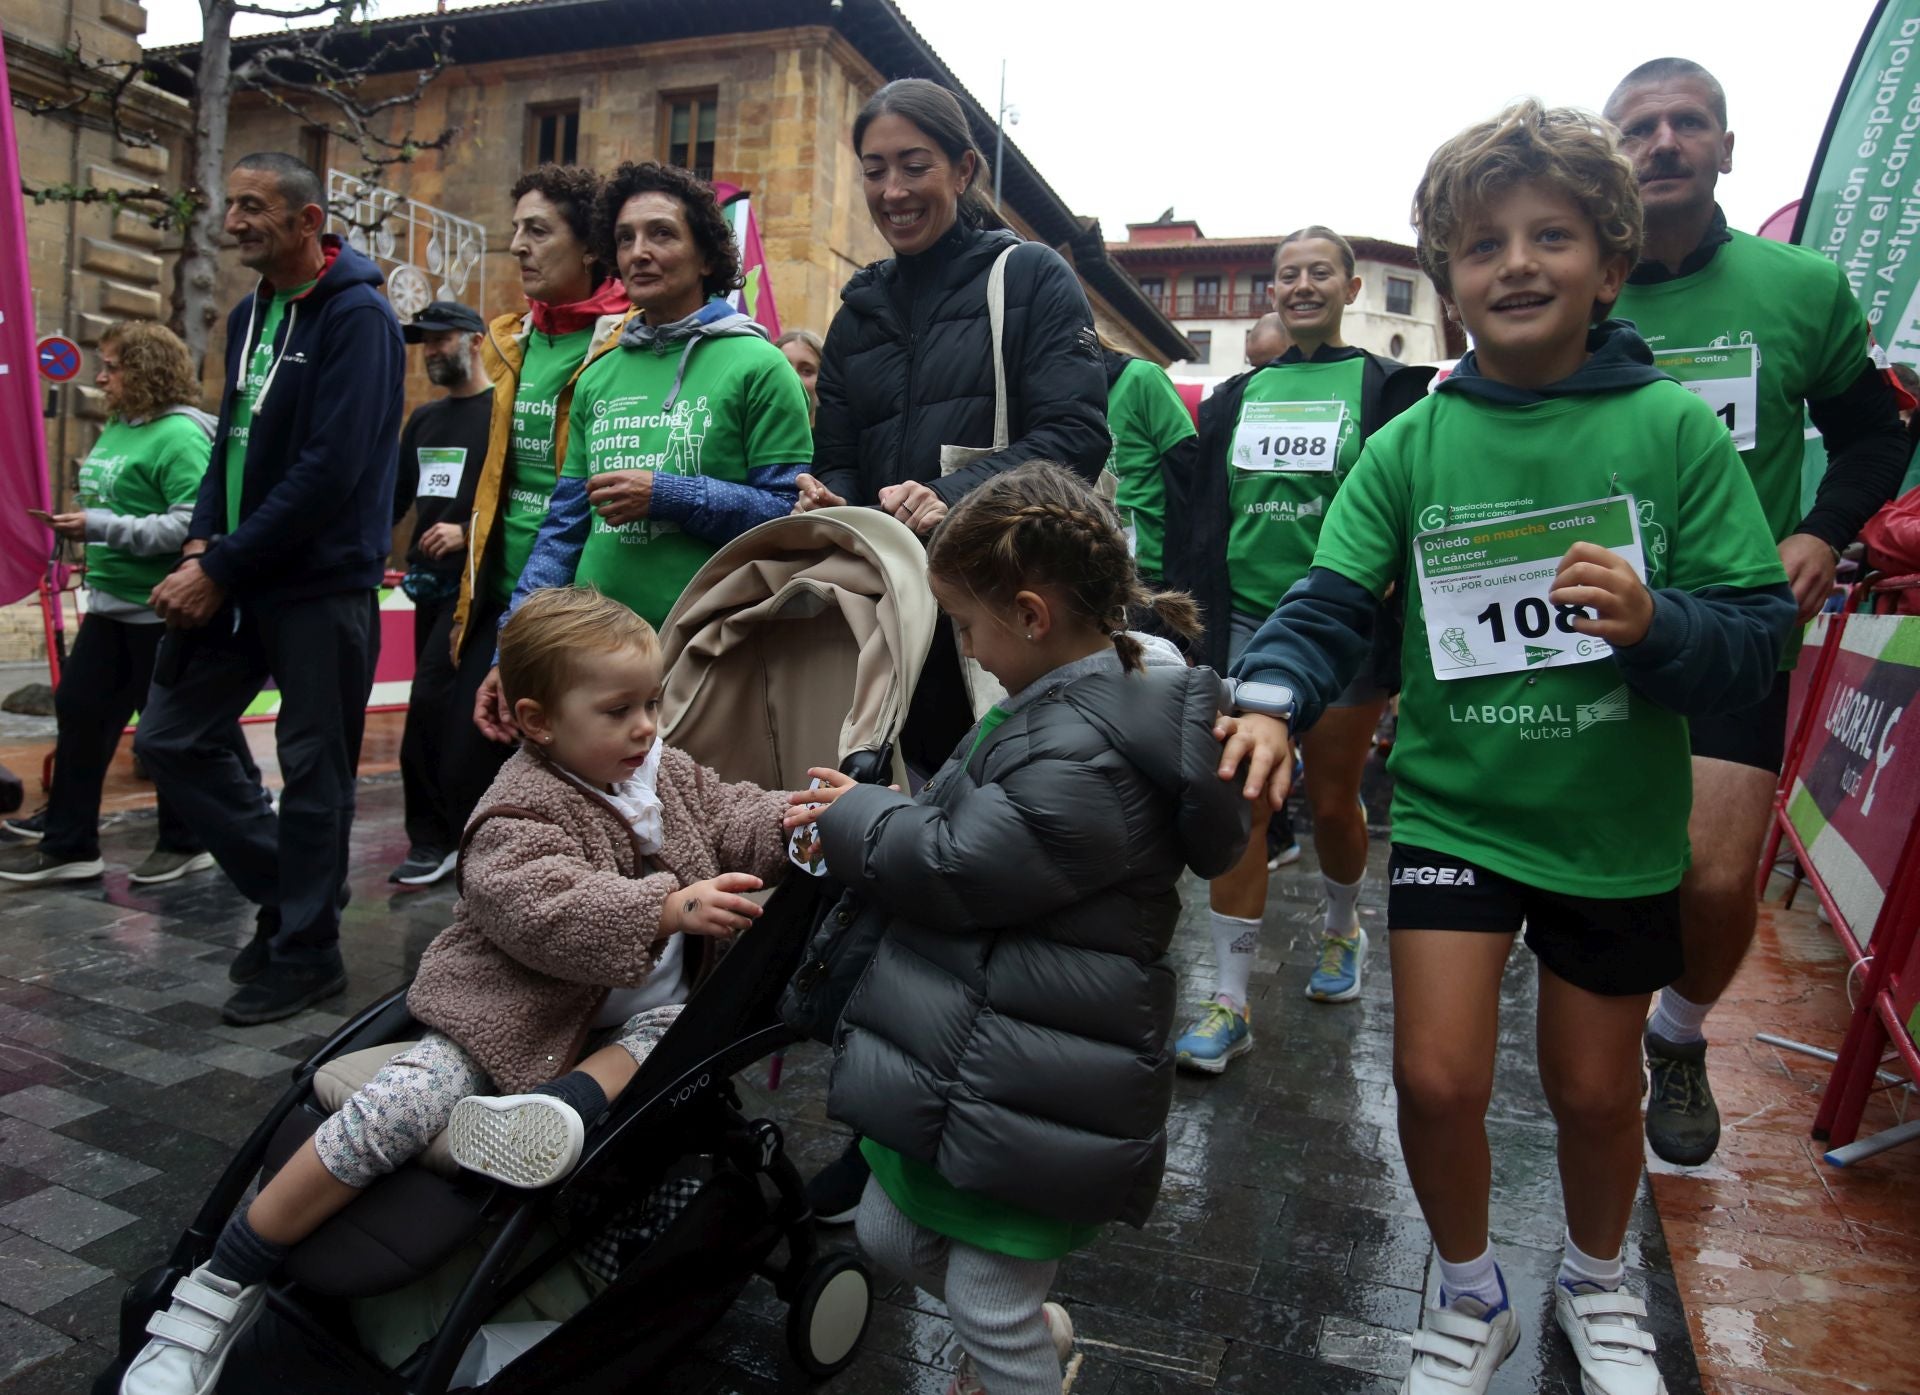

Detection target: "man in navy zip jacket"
[137, 152, 403, 1026]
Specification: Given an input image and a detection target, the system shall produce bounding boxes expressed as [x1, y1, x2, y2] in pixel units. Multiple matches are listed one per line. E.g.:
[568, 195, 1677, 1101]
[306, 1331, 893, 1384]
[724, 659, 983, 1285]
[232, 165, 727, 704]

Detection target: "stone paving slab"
[0, 774, 1702, 1393]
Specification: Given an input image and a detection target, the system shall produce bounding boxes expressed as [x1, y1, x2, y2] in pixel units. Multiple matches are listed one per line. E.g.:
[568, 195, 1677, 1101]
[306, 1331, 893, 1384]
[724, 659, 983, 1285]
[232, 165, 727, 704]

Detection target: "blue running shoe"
[1305, 926, 1367, 1003]
[1174, 1000, 1253, 1074]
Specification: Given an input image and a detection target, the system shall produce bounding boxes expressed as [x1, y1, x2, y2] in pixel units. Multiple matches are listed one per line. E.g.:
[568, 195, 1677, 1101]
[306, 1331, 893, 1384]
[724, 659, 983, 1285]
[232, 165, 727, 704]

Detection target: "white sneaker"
[120, 1263, 265, 1395]
[1555, 1283, 1666, 1395]
[448, 1092, 586, 1188]
[1401, 1286, 1519, 1394]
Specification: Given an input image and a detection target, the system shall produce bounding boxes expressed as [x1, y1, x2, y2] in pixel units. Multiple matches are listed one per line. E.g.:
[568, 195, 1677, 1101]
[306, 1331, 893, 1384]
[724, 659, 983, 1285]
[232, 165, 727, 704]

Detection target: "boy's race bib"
[1231, 401, 1345, 473]
[1652, 344, 1758, 452]
[1415, 495, 1646, 681]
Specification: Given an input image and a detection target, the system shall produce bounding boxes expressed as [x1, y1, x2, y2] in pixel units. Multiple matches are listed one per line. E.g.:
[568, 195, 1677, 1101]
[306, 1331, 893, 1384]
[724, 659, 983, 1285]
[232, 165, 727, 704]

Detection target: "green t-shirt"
[562, 333, 812, 627]
[1226, 357, 1367, 617]
[1313, 381, 1786, 897]
[225, 279, 314, 532]
[1616, 230, 1866, 669]
[1106, 358, 1197, 580]
[77, 415, 211, 606]
[860, 1139, 1102, 1261]
[490, 327, 597, 607]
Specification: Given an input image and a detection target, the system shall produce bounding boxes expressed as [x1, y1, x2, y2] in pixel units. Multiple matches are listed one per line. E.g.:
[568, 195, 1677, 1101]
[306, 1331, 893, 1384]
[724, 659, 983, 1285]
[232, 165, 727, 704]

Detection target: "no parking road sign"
[36, 335, 80, 382]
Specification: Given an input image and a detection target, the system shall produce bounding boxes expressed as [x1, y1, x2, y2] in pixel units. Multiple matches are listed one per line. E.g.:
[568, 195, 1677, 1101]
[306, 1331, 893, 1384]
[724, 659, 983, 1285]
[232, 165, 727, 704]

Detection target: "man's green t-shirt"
[1106, 358, 1197, 581]
[1312, 381, 1786, 897]
[224, 280, 314, 532]
[562, 333, 811, 627]
[78, 415, 211, 606]
[490, 327, 596, 607]
[860, 1139, 1102, 1261]
[1226, 358, 1366, 617]
[1616, 230, 1866, 667]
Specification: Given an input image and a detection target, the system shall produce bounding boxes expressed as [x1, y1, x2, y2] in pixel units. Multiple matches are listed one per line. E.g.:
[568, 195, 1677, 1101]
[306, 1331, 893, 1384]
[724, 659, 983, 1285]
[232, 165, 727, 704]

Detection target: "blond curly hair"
[99, 321, 201, 422]
[1412, 99, 1643, 300]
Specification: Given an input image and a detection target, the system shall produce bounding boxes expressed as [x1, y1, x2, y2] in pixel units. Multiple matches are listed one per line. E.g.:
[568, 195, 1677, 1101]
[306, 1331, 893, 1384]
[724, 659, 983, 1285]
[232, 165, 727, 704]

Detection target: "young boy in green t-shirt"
[1214, 101, 1795, 1395]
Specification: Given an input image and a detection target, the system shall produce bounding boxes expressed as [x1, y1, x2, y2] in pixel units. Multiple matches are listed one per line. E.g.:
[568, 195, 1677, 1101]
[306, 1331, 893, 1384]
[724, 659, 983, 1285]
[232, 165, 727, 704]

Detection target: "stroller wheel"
[785, 1251, 871, 1379]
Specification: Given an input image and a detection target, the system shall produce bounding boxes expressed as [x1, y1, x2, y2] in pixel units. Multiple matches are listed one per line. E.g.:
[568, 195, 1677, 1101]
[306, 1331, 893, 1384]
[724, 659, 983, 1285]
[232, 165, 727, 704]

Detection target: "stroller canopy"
[657, 507, 935, 790]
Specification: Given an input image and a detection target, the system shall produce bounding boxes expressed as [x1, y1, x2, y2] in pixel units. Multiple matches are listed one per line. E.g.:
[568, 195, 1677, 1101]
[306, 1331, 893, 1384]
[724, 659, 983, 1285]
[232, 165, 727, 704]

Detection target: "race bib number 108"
[1414, 496, 1645, 681]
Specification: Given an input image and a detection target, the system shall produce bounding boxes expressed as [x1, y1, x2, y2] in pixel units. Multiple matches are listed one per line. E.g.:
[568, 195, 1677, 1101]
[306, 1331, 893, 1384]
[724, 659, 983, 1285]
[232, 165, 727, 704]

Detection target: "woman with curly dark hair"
[389, 165, 629, 886]
[472, 162, 810, 739]
[0, 322, 257, 887]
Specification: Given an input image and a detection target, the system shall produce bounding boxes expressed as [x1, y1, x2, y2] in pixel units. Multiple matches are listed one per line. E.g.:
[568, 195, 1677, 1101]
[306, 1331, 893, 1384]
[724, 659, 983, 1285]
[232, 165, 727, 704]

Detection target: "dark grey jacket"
[819, 655, 1250, 1229]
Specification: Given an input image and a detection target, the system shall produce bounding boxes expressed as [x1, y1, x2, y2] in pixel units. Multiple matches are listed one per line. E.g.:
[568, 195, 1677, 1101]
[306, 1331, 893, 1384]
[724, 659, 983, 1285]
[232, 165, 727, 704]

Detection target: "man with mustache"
[1605, 59, 1908, 1167]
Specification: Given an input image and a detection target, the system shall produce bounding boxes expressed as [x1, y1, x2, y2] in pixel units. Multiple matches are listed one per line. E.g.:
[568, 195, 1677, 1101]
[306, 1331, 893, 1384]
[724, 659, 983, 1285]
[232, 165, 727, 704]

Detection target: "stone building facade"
[3, 0, 190, 658]
[156, 4, 1192, 430]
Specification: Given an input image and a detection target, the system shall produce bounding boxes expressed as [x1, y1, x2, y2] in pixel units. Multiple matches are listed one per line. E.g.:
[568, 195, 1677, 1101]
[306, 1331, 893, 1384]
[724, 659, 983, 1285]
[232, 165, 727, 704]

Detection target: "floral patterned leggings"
[313, 1005, 683, 1188]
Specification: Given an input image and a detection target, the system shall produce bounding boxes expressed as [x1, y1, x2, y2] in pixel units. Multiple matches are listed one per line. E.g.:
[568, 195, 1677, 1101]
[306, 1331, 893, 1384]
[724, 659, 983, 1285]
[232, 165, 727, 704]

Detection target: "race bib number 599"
[1414, 496, 1645, 681]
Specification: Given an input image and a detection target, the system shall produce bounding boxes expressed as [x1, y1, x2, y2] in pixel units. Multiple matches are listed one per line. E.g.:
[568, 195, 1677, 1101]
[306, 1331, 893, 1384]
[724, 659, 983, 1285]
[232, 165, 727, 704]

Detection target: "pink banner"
[0, 25, 54, 606]
[713, 182, 781, 338]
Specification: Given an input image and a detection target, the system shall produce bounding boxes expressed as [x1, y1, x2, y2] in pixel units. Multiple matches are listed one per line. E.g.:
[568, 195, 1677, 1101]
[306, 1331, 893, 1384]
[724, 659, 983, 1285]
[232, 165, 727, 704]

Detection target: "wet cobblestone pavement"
[0, 771, 1700, 1393]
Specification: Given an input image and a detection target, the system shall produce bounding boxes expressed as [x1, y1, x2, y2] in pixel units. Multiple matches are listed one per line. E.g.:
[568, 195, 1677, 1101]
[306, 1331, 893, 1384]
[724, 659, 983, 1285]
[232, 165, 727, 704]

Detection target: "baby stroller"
[97, 507, 937, 1394]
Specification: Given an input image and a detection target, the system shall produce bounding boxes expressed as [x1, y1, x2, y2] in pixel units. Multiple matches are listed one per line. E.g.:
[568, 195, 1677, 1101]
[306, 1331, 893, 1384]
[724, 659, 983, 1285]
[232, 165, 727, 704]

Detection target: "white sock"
[1647, 987, 1712, 1045]
[1557, 1229, 1624, 1292]
[1435, 1243, 1503, 1309]
[1322, 871, 1363, 937]
[1208, 911, 1260, 1013]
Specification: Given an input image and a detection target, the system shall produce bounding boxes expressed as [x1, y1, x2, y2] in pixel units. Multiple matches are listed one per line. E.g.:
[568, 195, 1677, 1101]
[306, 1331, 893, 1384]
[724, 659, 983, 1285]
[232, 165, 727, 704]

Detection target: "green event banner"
[1797, 0, 1920, 355]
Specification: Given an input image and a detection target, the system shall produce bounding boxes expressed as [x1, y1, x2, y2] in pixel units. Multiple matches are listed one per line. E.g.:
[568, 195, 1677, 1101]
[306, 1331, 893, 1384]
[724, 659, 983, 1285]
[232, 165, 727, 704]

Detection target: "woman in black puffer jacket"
[795, 78, 1109, 772]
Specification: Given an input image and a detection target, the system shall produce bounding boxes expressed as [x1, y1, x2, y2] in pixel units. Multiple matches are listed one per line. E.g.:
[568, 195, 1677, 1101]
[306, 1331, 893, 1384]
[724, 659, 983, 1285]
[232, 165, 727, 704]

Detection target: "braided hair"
[926, 462, 1200, 672]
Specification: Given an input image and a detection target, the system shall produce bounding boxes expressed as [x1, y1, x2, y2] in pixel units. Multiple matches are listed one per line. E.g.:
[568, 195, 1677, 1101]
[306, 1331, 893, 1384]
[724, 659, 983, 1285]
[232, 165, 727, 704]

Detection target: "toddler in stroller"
[104, 505, 937, 1394]
[121, 587, 799, 1395]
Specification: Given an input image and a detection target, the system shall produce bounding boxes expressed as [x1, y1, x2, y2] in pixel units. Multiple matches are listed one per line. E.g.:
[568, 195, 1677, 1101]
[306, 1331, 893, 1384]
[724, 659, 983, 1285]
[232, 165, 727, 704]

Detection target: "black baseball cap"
[403, 300, 486, 342]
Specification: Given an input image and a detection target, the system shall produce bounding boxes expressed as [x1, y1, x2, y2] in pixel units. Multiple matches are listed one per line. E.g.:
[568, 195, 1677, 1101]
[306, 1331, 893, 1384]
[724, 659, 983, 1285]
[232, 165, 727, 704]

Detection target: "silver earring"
[1026, 633, 1034, 641]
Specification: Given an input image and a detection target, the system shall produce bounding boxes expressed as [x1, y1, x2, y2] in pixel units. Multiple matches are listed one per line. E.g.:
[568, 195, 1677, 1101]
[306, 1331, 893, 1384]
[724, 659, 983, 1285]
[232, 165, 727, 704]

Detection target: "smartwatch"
[1224, 677, 1299, 726]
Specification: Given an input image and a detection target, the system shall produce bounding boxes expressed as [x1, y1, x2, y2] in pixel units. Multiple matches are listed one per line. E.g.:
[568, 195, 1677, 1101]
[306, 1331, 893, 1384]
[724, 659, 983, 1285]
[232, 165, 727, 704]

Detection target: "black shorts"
[1688, 668, 1791, 772]
[1386, 844, 1682, 997]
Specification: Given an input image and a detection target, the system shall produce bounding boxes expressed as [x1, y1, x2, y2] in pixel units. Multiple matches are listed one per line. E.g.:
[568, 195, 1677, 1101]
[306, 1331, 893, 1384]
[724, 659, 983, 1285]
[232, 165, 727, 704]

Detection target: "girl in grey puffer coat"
[787, 463, 1249, 1395]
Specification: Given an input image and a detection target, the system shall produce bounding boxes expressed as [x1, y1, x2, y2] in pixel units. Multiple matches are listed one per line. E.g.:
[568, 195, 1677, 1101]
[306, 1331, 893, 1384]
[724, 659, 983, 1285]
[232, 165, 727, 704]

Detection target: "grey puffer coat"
[818, 655, 1249, 1228]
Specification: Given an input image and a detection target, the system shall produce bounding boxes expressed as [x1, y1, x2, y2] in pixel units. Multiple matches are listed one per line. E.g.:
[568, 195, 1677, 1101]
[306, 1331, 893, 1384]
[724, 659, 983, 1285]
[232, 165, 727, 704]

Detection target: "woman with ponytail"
[794, 78, 1110, 775]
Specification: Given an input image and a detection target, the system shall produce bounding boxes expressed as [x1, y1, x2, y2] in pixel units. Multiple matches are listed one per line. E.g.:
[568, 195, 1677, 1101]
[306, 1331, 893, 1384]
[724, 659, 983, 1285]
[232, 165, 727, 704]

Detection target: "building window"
[1139, 276, 1165, 306]
[300, 126, 328, 181]
[1249, 274, 1273, 310]
[1191, 275, 1221, 315]
[1386, 274, 1415, 316]
[526, 102, 579, 167]
[1390, 333, 1406, 358]
[1186, 330, 1211, 364]
[662, 90, 719, 180]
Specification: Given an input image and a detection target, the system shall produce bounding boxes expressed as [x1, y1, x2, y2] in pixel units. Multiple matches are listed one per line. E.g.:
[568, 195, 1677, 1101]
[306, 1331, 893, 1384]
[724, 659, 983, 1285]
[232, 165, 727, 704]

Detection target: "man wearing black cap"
[391, 301, 494, 886]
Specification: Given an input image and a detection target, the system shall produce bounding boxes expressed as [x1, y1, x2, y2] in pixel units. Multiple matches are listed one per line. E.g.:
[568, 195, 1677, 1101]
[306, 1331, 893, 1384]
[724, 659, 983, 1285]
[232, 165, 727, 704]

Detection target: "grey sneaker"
[128, 849, 216, 885]
[1644, 1029, 1720, 1165]
[0, 844, 103, 883]
[1, 809, 46, 840]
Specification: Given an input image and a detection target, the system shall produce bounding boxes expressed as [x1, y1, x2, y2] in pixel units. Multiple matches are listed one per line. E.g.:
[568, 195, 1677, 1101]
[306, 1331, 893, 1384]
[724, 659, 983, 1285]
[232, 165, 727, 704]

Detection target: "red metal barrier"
[1786, 575, 1920, 1151]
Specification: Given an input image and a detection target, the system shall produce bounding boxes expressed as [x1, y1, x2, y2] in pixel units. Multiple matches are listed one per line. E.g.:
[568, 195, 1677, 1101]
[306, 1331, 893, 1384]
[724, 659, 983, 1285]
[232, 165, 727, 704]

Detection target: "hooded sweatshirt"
[821, 651, 1249, 1235]
[79, 406, 216, 620]
[504, 298, 809, 630]
[192, 235, 404, 604]
[1231, 320, 1796, 897]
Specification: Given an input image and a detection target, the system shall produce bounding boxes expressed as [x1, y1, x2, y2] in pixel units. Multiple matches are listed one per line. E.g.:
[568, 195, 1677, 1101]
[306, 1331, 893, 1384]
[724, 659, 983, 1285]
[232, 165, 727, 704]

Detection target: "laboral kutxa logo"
[1447, 683, 1632, 741]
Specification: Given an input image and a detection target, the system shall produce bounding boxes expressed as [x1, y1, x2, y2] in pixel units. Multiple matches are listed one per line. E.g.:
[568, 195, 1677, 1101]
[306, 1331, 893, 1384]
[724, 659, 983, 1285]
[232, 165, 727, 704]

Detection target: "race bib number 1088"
[1231, 400, 1345, 473]
[1414, 496, 1645, 681]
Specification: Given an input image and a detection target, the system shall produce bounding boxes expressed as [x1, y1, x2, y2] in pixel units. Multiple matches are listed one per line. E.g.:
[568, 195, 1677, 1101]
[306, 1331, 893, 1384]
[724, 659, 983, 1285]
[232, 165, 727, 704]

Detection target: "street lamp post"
[994, 59, 1018, 209]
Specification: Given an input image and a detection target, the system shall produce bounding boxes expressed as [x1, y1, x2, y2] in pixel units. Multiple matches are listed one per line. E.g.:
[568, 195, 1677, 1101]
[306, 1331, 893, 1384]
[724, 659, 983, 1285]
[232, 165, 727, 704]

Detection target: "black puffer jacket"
[819, 654, 1250, 1229]
[812, 222, 1108, 506]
